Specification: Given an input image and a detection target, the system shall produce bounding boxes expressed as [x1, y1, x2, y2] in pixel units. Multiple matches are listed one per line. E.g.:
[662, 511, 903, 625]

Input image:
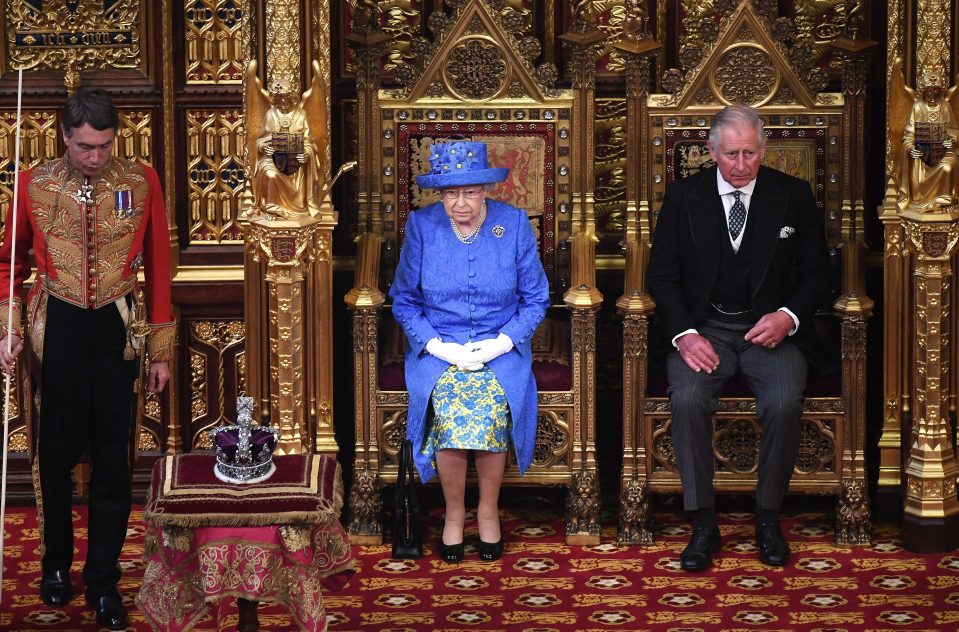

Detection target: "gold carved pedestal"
[243, 202, 338, 457]
[900, 209, 959, 552]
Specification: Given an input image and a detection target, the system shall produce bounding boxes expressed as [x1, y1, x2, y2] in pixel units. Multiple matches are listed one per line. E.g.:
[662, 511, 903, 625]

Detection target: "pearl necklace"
[450, 203, 487, 245]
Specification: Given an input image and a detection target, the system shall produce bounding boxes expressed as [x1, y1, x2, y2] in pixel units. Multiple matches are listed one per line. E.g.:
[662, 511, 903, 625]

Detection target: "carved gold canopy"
[646, 3, 844, 247]
[375, 1, 574, 292]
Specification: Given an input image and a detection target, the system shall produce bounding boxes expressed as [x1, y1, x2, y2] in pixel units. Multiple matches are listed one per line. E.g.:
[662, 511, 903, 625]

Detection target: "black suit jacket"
[646, 165, 831, 360]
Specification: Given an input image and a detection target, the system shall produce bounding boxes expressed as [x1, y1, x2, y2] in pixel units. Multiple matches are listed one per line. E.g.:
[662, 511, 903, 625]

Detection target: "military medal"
[115, 188, 134, 219]
[77, 177, 94, 206]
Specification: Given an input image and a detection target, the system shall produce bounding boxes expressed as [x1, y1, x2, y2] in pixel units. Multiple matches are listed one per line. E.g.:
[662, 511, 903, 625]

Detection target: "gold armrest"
[563, 232, 603, 309]
[345, 232, 386, 311]
[617, 238, 655, 316]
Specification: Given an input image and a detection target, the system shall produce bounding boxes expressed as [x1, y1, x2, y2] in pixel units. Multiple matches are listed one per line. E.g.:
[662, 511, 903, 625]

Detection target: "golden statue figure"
[571, 0, 602, 27]
[621, 0, 650, 42]
[891, 60, 959, 211]
[245, 60, 330, 219]
[348, 0, 380, 33]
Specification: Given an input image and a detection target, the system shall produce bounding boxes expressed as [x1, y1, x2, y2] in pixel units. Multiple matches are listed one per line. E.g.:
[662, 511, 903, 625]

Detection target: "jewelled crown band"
[209, 396, 280, 484]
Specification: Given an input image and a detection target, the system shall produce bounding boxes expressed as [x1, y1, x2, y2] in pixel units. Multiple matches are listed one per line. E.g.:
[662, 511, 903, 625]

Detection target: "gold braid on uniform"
[0, 298, 23, 339]
[147, 324, 176, 362]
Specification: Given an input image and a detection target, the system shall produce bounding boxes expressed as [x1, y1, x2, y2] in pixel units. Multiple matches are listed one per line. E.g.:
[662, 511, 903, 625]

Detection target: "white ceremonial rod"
[0, 66, 25, 606]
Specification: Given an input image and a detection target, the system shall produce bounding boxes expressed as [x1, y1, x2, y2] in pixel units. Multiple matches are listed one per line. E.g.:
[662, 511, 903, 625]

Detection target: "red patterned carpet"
[2, 497, 959, 631]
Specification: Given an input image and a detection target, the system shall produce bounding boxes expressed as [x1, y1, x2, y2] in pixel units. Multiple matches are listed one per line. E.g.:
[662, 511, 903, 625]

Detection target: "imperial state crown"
[209, 396, 280, 484]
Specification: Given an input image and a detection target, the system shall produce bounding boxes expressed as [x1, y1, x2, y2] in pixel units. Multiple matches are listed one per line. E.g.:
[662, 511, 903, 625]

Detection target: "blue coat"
[389, 199, 550, 481]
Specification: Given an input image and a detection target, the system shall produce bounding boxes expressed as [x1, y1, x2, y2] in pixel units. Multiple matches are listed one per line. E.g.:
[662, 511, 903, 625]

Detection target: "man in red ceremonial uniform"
[0, 88, 173, 630]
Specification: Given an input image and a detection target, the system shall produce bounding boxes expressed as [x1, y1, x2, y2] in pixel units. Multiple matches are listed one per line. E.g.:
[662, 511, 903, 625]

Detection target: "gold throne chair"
[617, 4, 871, 546]
[346, 2, 602, 545]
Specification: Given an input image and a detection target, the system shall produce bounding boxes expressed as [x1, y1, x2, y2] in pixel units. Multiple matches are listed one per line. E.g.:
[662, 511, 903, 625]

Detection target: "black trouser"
[37, 296, 137, 594]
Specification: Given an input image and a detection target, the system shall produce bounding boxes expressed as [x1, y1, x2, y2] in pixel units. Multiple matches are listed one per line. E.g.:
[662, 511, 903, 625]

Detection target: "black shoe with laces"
[679, 525, 722, 571]
[755, 521, 790, 566]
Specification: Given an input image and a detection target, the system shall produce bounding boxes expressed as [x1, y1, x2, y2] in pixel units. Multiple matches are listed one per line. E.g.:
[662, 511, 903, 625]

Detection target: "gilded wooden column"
[560, 29, 602, 234]
[884, 0, 959, 550]
[247, 218, 318, 453]
[344, 8, 389, 543]
[901, 215, 959, 552]
[831, 22, 876, 543]
[345, 233, 385, 543]
[264, 0, 300, 91]
[612, 11, 660, 545]
[347, 12, 389, 235]
[308, 200, 339, 456]
[877, 0, 909, 518]
[559, 12, 604, 545]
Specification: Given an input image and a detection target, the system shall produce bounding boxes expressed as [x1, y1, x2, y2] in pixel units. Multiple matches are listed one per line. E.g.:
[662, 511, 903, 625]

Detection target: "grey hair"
[708, 105, 766, 149]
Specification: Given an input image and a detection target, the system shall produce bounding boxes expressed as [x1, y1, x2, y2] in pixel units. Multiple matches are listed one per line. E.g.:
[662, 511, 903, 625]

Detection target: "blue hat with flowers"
[416, 141, 510, 189]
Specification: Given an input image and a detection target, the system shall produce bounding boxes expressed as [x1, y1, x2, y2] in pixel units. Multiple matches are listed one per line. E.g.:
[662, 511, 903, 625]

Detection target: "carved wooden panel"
[184, 0, 248, 83]
[595, 98, 626, 252]
[186, 108, 246, 243]
[0, 111, 59, 225]
[116, 109, 154, 166]
[187, 319, 246, 448]
[3, 0, 147, 74]
[648, 405, 841, 478]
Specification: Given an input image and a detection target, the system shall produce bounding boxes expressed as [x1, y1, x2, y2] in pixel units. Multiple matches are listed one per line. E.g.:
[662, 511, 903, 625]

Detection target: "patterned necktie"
[728, 190, 746, 240]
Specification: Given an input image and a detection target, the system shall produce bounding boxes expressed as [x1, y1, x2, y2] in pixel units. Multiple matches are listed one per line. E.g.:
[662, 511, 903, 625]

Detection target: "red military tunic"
[0, 155, 174, 361]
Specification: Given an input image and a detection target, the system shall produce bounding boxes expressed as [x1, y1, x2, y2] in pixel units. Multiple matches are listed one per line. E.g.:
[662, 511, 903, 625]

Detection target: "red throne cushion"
[379, 316, 572, 391]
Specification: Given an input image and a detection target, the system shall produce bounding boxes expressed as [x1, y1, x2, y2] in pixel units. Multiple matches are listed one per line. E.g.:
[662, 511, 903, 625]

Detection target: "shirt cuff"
[672, 328, 699, 348]
[778, 307, 799, 335]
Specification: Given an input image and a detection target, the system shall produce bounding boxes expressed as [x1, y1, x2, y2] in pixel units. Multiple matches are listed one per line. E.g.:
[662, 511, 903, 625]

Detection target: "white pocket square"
[779, 226, 796, 238]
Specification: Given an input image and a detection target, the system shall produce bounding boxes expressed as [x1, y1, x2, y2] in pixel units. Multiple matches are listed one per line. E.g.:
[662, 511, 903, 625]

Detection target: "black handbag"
[391, 439, 424, 559]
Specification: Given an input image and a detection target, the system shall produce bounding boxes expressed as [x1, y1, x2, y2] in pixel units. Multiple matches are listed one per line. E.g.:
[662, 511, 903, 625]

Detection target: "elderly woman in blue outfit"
[390, 140, 550, 563]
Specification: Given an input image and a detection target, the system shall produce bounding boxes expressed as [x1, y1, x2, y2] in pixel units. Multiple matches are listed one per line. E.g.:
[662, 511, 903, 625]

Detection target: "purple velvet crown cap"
[213, 427, 277, 462]
[209, 396, 280, 484]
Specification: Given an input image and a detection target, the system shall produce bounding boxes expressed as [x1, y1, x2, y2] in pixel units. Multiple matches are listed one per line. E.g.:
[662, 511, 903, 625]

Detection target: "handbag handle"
[396, 440, 418, 543]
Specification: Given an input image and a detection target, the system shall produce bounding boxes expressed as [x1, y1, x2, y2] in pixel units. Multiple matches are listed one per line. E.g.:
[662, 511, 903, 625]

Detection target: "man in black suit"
[647, 105, 830, 571]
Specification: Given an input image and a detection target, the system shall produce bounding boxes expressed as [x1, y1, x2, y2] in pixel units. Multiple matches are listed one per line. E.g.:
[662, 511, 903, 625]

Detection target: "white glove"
[425, 338, 485, 371]
[466, 333, 513, 364]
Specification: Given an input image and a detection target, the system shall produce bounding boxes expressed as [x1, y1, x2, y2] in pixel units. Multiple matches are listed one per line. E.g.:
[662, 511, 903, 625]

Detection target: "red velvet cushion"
[378, 316, 572, 392]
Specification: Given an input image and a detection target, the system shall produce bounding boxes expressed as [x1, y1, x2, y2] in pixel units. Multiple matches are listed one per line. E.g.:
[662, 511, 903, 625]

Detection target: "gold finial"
[64, 55, 81, 96]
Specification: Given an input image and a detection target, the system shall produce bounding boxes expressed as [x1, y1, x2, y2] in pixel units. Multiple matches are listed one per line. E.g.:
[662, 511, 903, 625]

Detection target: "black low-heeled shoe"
[439, 542, 464, 563]
[478, 539, 504, 561]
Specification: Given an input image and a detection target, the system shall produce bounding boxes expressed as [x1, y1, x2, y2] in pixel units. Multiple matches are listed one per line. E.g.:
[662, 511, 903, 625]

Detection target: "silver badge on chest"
[77, 177, 94, 206]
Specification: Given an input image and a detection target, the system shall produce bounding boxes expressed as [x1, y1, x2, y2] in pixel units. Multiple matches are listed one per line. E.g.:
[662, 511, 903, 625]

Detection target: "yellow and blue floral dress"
[424, 366, 511, 467]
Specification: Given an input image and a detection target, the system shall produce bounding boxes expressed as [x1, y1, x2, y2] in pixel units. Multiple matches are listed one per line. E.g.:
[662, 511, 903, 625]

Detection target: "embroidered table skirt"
[136, 454, 354, 632]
